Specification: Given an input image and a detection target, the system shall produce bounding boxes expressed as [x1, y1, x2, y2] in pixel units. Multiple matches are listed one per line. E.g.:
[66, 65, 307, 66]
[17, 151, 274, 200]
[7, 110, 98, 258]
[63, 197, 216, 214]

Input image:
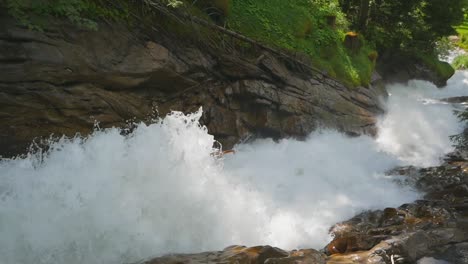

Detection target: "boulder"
[377, 52, 454, 87]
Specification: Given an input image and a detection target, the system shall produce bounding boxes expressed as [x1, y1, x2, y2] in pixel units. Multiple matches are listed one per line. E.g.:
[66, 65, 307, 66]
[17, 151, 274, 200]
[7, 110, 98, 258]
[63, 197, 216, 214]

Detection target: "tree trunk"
[344, 32, 362, 54]
[340, 0, 351, 14]
[358, 0, 370, 31]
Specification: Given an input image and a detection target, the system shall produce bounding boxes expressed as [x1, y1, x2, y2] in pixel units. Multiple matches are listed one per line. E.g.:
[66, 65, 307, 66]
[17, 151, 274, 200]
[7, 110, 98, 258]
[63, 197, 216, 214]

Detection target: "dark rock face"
[0, 16, 386, 156]
[325, 156, 468, 264]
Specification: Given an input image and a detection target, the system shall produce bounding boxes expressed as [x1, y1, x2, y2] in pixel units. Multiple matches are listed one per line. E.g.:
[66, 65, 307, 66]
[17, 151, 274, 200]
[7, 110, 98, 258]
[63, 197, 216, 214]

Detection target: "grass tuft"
[453, 54, 468, 70]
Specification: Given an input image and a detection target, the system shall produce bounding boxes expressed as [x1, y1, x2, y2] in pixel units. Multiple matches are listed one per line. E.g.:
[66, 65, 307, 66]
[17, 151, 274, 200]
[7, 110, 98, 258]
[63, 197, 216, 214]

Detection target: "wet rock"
[441, 96, 468, 104]
[325, 158, 468, 264]
[142, 246, 325, 264]
[434, 242, 468, 264]
[220, 245, 289, 264]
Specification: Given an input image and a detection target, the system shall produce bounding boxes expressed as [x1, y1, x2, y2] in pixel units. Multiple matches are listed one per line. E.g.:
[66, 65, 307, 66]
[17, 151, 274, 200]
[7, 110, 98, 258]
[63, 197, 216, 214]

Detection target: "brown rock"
[325, 159, 468, 263]
[143, 246, 325, 264]
[0, 15, 386, 156]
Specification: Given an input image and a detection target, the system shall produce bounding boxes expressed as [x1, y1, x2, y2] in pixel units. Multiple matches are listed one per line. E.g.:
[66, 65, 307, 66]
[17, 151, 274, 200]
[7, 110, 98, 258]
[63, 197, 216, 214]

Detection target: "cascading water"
[1, 72, 467, 264]
[377, 71, 468, 166]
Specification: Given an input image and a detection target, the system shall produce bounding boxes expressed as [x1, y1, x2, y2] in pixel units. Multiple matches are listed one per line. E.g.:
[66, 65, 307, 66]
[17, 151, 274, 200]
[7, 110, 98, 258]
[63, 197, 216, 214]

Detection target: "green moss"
[453, 54, 468, 70]
[226, 0, 375, 87]
[415, 52, 455, 80]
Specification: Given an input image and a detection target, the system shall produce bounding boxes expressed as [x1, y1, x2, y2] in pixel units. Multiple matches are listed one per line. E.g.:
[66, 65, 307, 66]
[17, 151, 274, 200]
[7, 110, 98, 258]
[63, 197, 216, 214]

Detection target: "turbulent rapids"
[1, 72, 468, 264]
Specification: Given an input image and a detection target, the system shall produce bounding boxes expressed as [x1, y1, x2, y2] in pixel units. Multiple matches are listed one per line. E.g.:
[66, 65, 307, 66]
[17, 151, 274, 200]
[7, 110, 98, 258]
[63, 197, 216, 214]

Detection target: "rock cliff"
[0, 15, 385, 156]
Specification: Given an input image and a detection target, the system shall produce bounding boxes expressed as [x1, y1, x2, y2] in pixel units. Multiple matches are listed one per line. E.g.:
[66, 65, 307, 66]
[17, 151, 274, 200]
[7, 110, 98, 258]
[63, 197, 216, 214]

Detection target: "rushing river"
[1, 72, 468, 264]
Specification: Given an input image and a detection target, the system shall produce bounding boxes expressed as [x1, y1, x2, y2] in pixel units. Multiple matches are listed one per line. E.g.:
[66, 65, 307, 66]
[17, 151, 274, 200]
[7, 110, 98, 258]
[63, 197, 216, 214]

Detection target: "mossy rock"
[416, 53, 455, 82]
[378, 51, 455, 87]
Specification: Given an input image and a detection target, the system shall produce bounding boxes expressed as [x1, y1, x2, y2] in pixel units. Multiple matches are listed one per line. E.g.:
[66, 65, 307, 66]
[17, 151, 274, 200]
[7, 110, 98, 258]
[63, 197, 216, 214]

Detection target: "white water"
[0, 73, 467, 264]
[377, 71, 468, 166]
[418, 257, 451, 264]
[444, 47, 466, 64]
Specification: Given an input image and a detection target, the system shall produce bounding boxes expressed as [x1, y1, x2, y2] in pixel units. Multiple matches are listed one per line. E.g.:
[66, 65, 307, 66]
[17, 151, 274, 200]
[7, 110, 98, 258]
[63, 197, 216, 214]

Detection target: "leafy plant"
[455, 11, 468, 50]
[341, 0, 465, 56]
[451, 109, 468, 150]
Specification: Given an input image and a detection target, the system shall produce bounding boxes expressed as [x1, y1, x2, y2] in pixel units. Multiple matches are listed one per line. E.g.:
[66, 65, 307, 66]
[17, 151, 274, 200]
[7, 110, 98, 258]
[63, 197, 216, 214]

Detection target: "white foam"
[377, 74, 467, 166]
[443, 48, 466, 64]
[0, 112, 417, 264]
[418, 257, 451, 264]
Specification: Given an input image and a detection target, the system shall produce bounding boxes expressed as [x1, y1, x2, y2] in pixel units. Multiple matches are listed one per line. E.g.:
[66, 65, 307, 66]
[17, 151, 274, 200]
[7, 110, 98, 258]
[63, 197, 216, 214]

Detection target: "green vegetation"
[342, 0, 466, 52]
[227, 0, 375, 87]
[221, 0, 466, 86]
[453, 9, 468, 72]
[415, 52, 455, 81]
[451, 109, 468, 150]
[3, 0, 467, 87]
[455, 12, 468, 50]
[340, 0, 467, 83]
[453, 54, 468, 69]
